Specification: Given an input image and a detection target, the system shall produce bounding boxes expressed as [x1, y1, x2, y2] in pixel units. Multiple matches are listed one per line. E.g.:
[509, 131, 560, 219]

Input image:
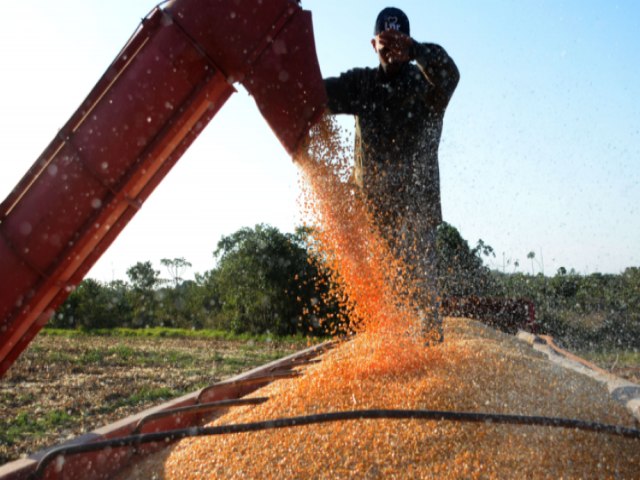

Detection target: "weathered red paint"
[0, 0, 327, 378]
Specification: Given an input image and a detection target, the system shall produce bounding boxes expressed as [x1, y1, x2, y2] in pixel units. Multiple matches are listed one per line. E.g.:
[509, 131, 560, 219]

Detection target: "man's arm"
[411, 42, 460, 109]
[373, 30, 459, 109]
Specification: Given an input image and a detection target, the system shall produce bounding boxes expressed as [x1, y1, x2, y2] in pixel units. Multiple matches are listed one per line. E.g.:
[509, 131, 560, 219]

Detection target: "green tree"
[550, 267, 579, 303]
[161, 257, 192, 287]
[435, 222, 496, 298]
[211, 224, 333, 335]
[127, 261, 160, 290]
[53, 279, 117, 329]
[103, 279, 133, 327]
[527, 251, 536, 275]
[156, 258, 194, 327]
[196, 269, 225, 329]
[126, 261, 160, 327]
[177, 279, 210, 329]
[155, 280, 207, 329]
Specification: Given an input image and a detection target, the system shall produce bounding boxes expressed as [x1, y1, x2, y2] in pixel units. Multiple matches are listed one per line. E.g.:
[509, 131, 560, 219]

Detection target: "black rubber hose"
[32, 409, 640, 478]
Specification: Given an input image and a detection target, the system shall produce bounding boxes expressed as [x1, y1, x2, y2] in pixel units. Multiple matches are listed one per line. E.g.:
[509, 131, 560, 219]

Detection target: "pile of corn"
[127, 318, 638, 478]
[125, 117, 638, 477]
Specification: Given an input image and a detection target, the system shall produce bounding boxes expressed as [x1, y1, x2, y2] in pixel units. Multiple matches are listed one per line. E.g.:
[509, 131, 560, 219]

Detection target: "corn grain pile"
[128, 117, 639, 478]
[132, 319, 638, 478]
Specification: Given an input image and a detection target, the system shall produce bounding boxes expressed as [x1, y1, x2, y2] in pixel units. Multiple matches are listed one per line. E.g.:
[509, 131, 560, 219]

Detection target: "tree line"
[51, 223, 640, 350]
[434, 223, 639, 350]
[51, 225, 344, 337]
[490, 267, 640, 350]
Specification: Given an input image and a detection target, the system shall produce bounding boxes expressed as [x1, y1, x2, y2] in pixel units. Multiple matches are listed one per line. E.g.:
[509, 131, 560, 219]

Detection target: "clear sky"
[1, 1, 638, 283]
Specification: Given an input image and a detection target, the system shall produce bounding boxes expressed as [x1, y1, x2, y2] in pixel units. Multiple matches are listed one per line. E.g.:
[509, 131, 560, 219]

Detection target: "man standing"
[324, 7, 459, 343]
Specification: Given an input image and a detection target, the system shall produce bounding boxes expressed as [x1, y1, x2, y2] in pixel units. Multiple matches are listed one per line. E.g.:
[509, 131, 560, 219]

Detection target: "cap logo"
[384, 16, 401, 31]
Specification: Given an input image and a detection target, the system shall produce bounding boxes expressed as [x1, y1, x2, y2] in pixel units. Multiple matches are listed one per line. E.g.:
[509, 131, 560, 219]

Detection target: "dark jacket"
[324, 43, 459, 233]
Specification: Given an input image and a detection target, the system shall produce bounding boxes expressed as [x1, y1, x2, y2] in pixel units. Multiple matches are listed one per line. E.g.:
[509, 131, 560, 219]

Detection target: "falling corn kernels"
[122, 117, 639, 479]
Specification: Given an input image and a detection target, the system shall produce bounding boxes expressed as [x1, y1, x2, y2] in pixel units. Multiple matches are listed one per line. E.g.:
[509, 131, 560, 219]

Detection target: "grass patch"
[40, 345, 204, 369]
[42, 326, 318, 345]
[31, 336, 299, 372]
[1, 410, 75, 446]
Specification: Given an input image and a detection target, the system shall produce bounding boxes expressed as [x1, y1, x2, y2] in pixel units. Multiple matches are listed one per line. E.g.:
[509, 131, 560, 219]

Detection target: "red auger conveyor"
[0, 0, 327, 377]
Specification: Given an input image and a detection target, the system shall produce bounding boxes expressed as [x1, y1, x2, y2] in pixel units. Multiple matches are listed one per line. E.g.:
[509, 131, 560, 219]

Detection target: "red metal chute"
[0, 0, 327, 377]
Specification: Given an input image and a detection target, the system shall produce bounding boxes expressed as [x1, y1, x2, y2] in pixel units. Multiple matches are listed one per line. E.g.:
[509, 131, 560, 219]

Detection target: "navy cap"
[374, 7, 410, 36]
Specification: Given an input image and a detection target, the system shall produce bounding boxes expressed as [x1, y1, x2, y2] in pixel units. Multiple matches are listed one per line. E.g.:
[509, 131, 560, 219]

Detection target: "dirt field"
[0, 334, 305, 465]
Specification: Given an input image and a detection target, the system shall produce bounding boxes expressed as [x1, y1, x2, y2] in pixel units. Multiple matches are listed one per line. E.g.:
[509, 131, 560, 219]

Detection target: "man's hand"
[374, 29, 415, 65]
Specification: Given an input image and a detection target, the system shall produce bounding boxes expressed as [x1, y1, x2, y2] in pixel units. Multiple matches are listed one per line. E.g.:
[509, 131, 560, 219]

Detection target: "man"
[324, 7, 459, 343]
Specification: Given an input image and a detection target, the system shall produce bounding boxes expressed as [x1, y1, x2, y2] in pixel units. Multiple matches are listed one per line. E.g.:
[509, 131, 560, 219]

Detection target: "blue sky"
[1, 1, 638, 282]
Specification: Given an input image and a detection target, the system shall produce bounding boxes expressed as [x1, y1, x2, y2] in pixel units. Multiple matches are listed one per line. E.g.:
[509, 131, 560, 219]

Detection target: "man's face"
[372, 35, 393, 66]
[371, 29, 411, 72]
